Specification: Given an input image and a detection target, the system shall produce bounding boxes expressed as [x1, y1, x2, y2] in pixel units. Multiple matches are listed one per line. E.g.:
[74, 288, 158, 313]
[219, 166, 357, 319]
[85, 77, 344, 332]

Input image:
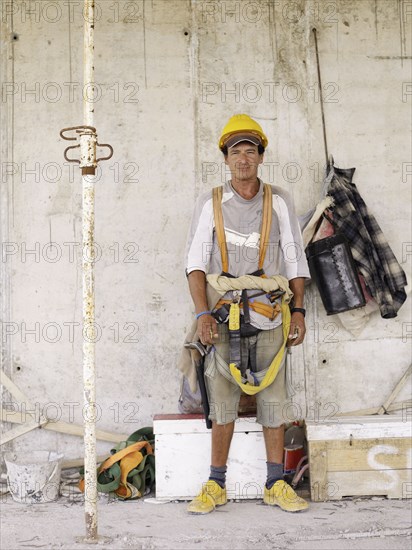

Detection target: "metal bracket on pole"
[60, 126, 113, 174]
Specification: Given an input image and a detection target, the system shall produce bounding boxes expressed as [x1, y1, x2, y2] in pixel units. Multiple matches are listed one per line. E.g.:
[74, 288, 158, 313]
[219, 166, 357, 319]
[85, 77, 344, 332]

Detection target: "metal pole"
[82, 0, 98, 542]
[59, 2, 112, 542]
[312, 28, 329, 168]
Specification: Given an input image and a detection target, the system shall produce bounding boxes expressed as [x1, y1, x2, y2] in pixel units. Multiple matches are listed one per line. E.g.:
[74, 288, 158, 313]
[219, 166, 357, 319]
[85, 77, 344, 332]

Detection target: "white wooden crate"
[154, 414, 267, 500]
[306, 415, 412, 501]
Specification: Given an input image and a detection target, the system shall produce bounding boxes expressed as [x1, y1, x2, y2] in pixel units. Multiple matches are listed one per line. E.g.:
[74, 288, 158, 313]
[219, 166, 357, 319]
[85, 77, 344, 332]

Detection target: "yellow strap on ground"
[78, 440, 153, 497]
[116, 451, 144, 499]
[98, 440, 153, 473]
[229, 297, 291, 395]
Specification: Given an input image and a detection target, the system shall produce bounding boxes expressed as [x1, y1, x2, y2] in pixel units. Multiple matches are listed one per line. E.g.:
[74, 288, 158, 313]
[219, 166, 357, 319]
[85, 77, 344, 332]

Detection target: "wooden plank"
[336, 366, 411, 418]
[337, 400, 411, 417]
[309, 436, 412, 501]
[153, 414, 204, 421]
[154, 416, 262, 435]
[378, 364, 412, 415]
[44, 420, 128, 442]
[325, 438, 412, 472]
[308, 441, 328, 502]
[1, 408, 43, 425]
[306, 415, 409, 441]
[0, 371, 34, 409]
[0, 372, 49, 430]
[62, 455, 107, 469]
[0, 409, 128, 443]
[328, 469, 412, 499]
[0, 419, 47, 445]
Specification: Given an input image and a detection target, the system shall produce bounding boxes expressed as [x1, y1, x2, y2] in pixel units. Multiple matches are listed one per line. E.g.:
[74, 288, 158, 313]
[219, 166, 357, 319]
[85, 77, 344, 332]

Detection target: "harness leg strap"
[249, 339, 257, 373]
[228, 303, 244, 376]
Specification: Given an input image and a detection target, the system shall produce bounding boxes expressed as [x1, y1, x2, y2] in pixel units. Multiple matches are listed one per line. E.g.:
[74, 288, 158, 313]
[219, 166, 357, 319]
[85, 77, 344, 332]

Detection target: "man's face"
[225, 141, 264, 181]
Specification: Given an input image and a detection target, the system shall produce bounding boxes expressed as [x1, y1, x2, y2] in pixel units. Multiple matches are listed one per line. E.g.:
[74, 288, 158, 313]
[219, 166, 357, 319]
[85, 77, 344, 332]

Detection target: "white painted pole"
[60, 1, 112, 541]
[82, 0, 98, 541]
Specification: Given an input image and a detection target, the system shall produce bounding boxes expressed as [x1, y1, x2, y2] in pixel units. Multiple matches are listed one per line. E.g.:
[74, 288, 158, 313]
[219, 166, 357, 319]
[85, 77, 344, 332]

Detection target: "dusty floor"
[1, 491, 411, 550]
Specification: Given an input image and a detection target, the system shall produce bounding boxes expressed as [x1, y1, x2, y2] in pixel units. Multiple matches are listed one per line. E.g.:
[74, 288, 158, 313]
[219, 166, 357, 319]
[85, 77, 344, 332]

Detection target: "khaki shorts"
[204, 323, 290, 428]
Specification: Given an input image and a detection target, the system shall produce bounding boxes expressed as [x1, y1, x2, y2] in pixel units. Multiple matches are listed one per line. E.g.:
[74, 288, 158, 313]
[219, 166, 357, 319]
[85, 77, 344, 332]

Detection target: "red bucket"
[283, 444, 304, 475]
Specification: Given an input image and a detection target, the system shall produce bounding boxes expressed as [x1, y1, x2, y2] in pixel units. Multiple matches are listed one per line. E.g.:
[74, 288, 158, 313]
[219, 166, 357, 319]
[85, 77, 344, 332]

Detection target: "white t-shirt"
[185, 180, 310, 329]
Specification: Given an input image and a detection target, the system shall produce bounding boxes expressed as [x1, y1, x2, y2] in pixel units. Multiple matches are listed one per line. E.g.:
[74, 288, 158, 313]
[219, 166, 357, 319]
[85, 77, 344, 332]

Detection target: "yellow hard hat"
[219, 114, 268, 150]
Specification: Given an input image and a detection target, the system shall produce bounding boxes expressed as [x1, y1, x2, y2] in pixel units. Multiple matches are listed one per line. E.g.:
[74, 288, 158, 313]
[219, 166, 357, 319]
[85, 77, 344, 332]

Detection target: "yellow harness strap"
[229, 297, 291, 395]
[259, 183, 273, 271]
[98, 441, 153, 499]
[228, 301, 241, 331]
[213, 186, 229, 273]
[79, 440, 153, 499]
[212, 182, 288, 395]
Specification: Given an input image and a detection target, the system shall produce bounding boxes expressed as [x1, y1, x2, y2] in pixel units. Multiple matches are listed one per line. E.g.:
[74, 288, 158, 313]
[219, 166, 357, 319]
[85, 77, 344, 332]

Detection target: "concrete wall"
[1, 0, 411, 459]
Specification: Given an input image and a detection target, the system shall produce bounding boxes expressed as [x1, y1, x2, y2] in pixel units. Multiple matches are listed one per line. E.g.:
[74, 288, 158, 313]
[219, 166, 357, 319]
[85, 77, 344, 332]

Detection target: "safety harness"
[79, 428, 155, 500]
[211, 184, 291, 395]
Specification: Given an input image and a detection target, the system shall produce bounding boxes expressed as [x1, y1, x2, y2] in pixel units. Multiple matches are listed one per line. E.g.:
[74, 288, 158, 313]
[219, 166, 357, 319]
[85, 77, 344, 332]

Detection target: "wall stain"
[143, 0, 148, 88]
[374, 0, 378, 40]
[398, 0, 406, 67]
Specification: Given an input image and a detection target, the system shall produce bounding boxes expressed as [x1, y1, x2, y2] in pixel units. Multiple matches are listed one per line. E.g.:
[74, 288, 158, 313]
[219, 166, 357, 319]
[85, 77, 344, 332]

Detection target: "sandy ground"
[1, 490, 411, 550]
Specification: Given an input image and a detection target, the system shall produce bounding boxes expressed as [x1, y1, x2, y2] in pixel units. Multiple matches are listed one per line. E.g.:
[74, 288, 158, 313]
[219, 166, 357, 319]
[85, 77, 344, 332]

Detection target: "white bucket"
[5, 451, 64, 504]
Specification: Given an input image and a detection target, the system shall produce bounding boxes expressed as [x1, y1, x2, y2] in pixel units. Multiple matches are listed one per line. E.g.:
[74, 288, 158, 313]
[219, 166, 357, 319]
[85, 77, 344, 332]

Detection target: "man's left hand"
[287, 311, 306, 346]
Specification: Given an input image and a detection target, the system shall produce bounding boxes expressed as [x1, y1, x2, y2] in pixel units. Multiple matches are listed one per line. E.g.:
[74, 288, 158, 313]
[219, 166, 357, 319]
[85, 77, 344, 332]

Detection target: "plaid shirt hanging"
[326, 164, 407, 319]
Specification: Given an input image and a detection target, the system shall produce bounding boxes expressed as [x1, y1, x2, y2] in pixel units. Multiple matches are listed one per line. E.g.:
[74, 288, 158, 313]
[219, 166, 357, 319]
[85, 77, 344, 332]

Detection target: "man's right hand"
[197, 314, 219, 346]
[187, 270, 219, 345]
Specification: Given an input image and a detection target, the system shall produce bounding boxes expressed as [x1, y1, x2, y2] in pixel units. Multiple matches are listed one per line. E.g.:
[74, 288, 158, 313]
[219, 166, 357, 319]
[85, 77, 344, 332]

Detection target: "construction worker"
[184, 114, 310, 514]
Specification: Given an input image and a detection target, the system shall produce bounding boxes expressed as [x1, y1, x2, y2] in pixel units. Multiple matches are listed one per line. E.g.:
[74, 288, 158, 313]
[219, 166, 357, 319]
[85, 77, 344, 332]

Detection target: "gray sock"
[209, 465, 227, 488]
[266, 461, 284, 489]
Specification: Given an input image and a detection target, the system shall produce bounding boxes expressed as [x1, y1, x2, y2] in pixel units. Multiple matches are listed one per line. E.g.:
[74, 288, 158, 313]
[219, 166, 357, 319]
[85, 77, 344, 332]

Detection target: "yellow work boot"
[264, 480, 308, 512]
[187, 480, 227, 514]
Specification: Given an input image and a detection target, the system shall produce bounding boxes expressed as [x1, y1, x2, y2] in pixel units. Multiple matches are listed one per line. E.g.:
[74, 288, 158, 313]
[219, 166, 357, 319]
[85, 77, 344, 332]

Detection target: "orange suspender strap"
[212, 186, 229, 273]
[259, 183, 273, 272]
[212, 183, 273, 274]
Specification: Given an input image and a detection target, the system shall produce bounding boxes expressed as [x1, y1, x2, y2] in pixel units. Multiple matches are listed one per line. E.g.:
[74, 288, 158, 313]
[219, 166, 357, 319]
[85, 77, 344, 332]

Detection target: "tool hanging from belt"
[212, 183, 289, 393]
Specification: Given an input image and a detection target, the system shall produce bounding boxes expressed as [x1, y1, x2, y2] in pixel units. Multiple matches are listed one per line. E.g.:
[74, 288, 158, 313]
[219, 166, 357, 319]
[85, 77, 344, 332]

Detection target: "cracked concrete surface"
[1, 494, 411, 550]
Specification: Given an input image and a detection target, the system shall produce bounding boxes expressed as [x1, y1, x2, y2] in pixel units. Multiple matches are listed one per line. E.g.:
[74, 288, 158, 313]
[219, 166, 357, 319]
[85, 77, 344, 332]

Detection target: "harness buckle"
[267, 290, 285, 303]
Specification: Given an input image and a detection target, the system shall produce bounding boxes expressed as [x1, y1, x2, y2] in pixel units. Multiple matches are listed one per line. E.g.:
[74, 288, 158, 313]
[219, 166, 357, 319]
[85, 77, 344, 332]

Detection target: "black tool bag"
[305, 213, 366, 315]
